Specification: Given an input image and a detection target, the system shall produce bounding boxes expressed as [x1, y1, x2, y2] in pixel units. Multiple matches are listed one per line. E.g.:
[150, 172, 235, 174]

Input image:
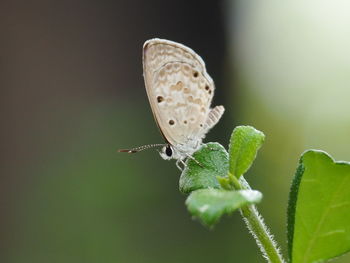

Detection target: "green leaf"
[228, 126, 265, 178]
[179, 143, 229, 194]
[288, 150, 350, 263]
[186, 188, 262, 227]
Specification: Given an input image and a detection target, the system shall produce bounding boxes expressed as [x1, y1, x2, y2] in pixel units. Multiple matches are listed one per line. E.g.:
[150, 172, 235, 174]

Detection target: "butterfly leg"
[180, 159, 187, 169]
[176, 159, 185, 171]
[186, 154, 204, 168]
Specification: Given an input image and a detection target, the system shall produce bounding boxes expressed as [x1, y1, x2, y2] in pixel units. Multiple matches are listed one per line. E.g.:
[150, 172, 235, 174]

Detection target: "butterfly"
[119, 38, 224, 169]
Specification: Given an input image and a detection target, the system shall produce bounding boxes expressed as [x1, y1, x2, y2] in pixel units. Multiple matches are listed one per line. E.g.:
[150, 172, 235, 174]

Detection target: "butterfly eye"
[165, 146, 172, 157]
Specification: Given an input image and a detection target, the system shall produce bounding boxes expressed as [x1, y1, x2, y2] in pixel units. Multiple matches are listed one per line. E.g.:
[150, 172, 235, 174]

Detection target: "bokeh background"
[2, 0, 350, 262]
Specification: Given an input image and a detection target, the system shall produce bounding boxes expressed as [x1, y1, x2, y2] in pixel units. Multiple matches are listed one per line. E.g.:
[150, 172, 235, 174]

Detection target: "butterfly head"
[159, 145, 184, 160]
[159, 144, 188, 160]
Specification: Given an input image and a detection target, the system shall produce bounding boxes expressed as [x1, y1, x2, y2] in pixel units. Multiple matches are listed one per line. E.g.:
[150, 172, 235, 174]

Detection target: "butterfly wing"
[143, 38, 223, 148]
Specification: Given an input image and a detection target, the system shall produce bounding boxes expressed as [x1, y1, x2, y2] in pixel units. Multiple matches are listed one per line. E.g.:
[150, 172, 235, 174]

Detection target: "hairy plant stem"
[230, 174, 286, 263]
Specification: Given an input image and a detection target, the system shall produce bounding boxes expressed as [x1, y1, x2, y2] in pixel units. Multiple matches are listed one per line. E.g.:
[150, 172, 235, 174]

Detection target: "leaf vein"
[302, 175, 350, 263]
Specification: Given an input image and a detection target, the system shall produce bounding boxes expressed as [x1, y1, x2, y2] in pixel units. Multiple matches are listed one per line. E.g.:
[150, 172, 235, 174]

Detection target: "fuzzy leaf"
[179, 143, 228, 194]
[186, 188, 262, 227]
[229, 126, 265, 178]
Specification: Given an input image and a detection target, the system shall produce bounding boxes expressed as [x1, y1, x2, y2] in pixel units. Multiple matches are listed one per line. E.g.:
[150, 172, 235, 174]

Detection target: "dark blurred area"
[2, 0, 350, 262]
[1, 1, 236, 263]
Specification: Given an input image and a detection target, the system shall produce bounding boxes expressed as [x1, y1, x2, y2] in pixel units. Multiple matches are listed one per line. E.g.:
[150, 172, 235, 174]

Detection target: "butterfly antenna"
[118, 144, 166, 154]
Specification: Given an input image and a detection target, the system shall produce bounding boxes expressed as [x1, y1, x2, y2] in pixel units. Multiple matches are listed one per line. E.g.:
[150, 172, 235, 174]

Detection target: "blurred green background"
[2, 0, 350, 262]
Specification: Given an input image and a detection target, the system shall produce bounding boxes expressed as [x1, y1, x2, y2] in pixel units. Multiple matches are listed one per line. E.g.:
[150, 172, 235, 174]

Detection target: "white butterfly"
[120, 38, 224, 169]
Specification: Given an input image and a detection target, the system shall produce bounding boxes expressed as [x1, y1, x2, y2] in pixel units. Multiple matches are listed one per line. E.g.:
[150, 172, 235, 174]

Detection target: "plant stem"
[230, 174, 286, 263]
